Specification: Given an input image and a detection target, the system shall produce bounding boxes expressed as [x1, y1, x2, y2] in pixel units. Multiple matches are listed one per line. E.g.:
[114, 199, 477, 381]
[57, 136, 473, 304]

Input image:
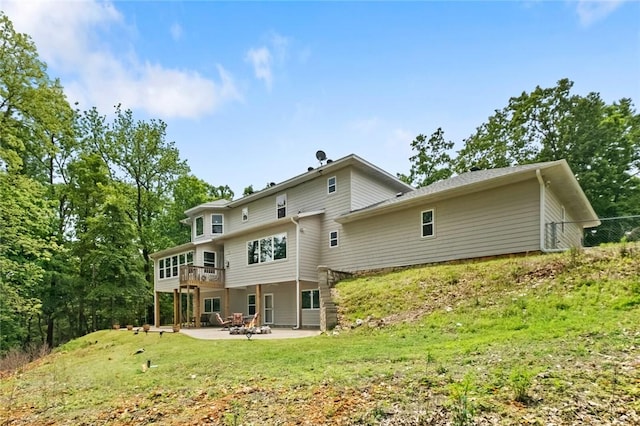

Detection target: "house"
[150, 154, 599, 331]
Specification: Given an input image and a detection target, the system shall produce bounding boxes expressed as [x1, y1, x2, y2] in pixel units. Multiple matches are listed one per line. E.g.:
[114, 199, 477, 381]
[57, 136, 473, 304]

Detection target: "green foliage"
[509, 367, 533, 403]
[399, 128, 454, 187]
[154, 174, 227, 247]
[0, 172, 56, 354]
[405, 78, 640, 217]
[1, 247, 639, 423]
[449, 374, 476, 426]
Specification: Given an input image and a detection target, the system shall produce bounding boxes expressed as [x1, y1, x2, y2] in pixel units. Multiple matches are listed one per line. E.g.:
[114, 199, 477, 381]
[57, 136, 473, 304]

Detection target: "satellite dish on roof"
[316, 150, 327, 165]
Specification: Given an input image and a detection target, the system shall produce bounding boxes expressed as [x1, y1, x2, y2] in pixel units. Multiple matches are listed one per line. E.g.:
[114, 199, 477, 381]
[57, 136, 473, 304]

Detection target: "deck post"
[194, 287, 201, 327]
[173, 289, 180, 327]
[256, 284, 262, 326]
[154, 291, 160, 327]
[224, 288, 230, 318]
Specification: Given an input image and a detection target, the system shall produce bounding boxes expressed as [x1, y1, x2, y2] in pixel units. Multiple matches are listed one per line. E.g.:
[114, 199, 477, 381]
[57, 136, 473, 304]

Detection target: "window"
[195, 216, 204, 236]
[247, 233, 287, 265]
[247, 240, 259, 265]
[171, 255, 178, 276]
[329, 230, 339, 247]
[276, 194, 287, 218]
[248, 294, 256, 315]
[302, 289, 320, 309]
[203, 251, 215, 268]
[158, 251, 193, 279]
[242, 207, 248, 222]
[421, 209, 434, 238]
[204, 297, 221, 313]
[211, 214, 224, 234]
[328, 176, 336, 194]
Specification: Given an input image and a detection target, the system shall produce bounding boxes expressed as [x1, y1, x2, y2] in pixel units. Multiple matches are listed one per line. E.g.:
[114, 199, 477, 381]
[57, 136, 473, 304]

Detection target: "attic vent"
[396, 192, 404, 197]
[470, 166, 481, 172]
[307, 166, 314, 172]
[270, 182, 276, 187]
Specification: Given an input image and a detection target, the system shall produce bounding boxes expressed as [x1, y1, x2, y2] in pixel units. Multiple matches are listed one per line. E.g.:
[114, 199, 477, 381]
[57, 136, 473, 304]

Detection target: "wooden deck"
[179, 265, 225, 289]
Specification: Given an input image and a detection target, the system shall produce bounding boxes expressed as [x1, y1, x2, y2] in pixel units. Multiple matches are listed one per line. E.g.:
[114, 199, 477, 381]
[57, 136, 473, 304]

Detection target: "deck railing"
[179, 265, 225, 288]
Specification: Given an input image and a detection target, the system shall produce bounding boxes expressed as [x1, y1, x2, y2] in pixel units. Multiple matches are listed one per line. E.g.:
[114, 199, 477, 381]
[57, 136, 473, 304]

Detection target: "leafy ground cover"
[1, 245, 639, 425]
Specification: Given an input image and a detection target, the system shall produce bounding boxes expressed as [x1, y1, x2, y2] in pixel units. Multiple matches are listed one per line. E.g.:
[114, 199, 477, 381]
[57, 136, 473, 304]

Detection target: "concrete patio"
[149, 326, 322, 340]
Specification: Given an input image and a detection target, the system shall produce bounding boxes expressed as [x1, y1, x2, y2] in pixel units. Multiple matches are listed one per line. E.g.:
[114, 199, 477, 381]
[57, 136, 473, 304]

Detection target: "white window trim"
[248, 293, 256, 315]
[195, 215, 204, 237]
[301, 289, 320, 310]
[329, 230, 339, 248]
[211, 213, 224, 235]
[263, 293, 274, 324]
[246, 232, 287, 265]
[158, 251, 193, 280]
[276, 194, 287, 219]
[203, 251, 216, 268]
[327, 176, 337, 194]
[421, 209, 435, 238]
[203, 297, 221, 313]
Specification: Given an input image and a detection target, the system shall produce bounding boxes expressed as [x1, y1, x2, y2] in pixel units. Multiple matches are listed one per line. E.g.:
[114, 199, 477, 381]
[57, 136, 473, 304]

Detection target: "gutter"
[291, 216, 301, 329]
[536, 169, 564, 253]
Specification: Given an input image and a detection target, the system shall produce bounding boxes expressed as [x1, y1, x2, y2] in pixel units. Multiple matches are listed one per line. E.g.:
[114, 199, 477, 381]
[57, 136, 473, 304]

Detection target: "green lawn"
[1, 245, 639, 425]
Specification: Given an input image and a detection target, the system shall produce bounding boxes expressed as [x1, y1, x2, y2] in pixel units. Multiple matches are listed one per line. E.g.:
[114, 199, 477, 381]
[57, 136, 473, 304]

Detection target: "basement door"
[264, 294, 274, 324]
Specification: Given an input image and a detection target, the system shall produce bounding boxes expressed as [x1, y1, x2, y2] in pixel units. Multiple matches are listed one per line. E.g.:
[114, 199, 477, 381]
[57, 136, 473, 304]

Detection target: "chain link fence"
[546, 215, 640, 250]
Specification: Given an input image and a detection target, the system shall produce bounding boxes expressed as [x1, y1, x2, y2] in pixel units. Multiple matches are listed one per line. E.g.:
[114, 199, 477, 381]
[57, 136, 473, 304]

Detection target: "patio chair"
[200, 314, 211, 327]
[214, 313, 231, 330]
[231, 312, 245, 327]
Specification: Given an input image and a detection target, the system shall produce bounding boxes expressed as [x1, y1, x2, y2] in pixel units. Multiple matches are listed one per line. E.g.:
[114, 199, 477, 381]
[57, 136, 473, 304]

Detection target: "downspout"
[291, 216, 301, 329]
[536, 169, 564, 253]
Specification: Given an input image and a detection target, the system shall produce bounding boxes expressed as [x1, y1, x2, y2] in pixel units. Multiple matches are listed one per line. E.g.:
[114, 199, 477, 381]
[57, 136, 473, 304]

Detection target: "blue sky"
[2, 0, 639, 197]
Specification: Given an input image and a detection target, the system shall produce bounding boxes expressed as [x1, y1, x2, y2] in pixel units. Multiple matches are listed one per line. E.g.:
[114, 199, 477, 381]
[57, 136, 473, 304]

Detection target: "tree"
[243, 185, 255, 196]
[0, 12, 75, 351]
[83, 185, 148, 327]
[453, 79, 640, 217]
[399, 128, 454, 187]
[0, 172, 56, 353]
[154, 174, 224, 247]
[110, 106, 188, 282]
[0, 12, 73, 176]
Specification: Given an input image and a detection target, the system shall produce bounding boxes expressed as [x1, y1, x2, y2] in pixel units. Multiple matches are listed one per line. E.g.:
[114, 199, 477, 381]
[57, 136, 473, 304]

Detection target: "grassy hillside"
[1, 245, 639, 425]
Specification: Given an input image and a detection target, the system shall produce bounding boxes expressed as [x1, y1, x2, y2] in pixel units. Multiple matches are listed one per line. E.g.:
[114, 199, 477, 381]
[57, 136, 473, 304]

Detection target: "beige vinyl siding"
[300, 281, 320, 327]
[545, 188, 583, 248]
[199, 288, 226, 315]
[221, 282, 312, 327]
[225, 169, 352, 231]
[297, 215, 322, 282]
[194, 242, 221, 267]
[224, 223, 296, 288]
[351, 168, 404, 211]
[155, 272, 179, 292]
[329, 179, 541, 271]
[260, 282, 297, 327]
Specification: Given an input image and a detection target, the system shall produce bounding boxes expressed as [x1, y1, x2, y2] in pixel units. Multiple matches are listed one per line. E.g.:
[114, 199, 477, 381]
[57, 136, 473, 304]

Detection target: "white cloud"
[1, 0, 241, 119]
[575, 0, 625, 27]
[245, 47, 273, 90]
[245, 32, 292, 91]
[268, 32, 289, 61]
[170, 23, 183, 41]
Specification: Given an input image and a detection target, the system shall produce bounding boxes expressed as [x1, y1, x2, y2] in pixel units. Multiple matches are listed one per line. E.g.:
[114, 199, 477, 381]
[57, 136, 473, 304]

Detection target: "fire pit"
[229, 315, 271, 339]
